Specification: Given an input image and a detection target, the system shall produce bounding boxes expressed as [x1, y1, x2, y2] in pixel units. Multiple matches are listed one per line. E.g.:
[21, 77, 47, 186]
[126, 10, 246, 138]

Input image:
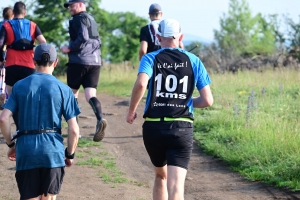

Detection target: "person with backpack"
[0, 1, 47, 130]
[139, 3, 184, 61]
[61, 0, 107, 142]
[139, 3, 163, 60]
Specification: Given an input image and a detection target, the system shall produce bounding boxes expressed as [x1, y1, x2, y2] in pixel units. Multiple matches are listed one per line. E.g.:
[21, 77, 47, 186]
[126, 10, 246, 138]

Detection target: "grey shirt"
[68, 12, 101, 66]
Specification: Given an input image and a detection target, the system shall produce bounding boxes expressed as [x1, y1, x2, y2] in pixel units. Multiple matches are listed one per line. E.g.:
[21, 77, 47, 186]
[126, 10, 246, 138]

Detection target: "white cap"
[158, 19, 182, 39]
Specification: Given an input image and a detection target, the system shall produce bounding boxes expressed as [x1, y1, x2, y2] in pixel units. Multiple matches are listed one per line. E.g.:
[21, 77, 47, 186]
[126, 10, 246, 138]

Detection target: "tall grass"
[194, 69, 300, 191]
[98, 63, 137, 97]
[98, 64, 300, 191]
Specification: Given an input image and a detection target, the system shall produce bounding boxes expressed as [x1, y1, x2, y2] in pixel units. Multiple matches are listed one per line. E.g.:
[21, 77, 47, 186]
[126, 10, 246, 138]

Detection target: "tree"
[107, 12, 147, 63]
[268, 14, 286, 49]
[214, 0, 276, 57]
[285, 16, 300, 60]
[24, 0, 70, 47]
[22, 0, 147, 75]
[286, 16, 300, 48]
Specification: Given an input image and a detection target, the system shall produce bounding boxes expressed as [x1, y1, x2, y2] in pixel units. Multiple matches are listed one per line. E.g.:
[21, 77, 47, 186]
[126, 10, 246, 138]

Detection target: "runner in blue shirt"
[0, 44, 80, 199]
[126, 19, 214, 200]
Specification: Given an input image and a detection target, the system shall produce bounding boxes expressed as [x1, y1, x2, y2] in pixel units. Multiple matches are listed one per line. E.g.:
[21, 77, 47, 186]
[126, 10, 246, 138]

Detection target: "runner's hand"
[126, 112, 137, 124]
[61, 46, 70, 54]
[7, 147, 16, 161]
[65, 158, 74, 167]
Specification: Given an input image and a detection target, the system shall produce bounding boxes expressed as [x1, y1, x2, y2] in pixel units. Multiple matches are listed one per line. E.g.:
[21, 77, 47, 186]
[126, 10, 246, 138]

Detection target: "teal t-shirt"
[4, 72, 81, 170]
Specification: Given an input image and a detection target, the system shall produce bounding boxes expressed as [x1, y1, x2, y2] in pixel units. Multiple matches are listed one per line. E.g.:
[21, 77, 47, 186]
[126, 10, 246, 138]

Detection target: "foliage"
[268, 14, 286, 48]
[22, 0, 146, 72]
[286, 16, 300, 60]
[287, 16, 300, 48]
[107, 12, 147, 64]
[24, 0, 69, 47]
[214, 0, 276, 57]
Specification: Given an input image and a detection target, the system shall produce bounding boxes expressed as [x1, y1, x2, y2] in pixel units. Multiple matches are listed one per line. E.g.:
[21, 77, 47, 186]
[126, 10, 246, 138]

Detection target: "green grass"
[77, 138, 102, 148]
[194, 69, 300, 191]
[94, 65, 300, 191]
[74, 138, 130, 186]
[98, 64, 137, 96]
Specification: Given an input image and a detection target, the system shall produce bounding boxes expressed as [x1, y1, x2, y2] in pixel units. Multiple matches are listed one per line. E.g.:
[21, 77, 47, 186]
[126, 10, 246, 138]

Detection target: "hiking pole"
[188, 44, 199, 52]
[0, 62, 5, 109]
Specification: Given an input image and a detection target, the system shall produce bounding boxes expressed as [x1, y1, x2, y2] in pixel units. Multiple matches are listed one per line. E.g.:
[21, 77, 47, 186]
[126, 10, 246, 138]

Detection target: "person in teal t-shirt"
[0, 44, 80, 200]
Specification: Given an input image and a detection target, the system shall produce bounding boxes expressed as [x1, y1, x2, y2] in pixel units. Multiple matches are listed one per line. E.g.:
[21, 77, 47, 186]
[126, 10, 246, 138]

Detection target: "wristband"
[65, 147, 75, 159]
[6, 141, 15, 148]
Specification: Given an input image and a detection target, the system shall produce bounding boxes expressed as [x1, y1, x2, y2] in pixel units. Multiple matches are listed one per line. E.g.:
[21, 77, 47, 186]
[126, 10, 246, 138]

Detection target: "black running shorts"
[5, 65, 35, 86]
[15, 167, 65, 199]
[143, 121, 193, 169]
[67, 63, 100, 90]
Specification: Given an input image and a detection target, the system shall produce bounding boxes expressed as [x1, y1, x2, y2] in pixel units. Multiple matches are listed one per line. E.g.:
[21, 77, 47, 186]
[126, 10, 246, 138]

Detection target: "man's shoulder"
[53, 78, 73, 93]
[29, 20, 37, 25]
[141, 24, 148, 29]
[141, 24, 150, 32]
[140, 25, 150, 36]
[73, 12, 92, 20]
[41, 75, 73, 93]
[71, 13, 89, 25]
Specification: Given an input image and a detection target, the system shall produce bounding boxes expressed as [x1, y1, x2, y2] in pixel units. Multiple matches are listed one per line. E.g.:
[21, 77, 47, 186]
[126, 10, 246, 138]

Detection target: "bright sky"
[100, 0, 300, 42]
[1, 0, 300, 42]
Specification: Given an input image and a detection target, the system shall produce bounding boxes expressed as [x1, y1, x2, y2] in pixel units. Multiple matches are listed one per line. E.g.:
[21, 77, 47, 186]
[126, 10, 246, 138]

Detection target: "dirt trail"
[0, 92, 300, 200]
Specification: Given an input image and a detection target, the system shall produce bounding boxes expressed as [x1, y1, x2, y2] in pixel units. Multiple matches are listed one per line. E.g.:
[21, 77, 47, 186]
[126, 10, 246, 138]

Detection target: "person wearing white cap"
[127, 19, 213, 199]
[0, 44, 80, 199]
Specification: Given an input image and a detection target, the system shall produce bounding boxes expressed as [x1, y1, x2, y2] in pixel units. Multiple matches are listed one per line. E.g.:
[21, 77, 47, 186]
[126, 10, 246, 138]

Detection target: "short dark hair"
[35, 53, 54, 67]
[13, 1, 26, 16]
[2, 7, 13, 20]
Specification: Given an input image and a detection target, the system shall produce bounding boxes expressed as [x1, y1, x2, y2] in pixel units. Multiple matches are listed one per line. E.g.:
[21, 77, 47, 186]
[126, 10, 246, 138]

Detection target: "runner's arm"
[0, 109, 13, 146]
[139, 41, 148, 60]
[36, 35, 46, 44]
[66, 117, 79, 155]
[35, 26, 46, 44]
[127, 73, 149, 124]
[68, 17, 89, 51]
[193, 85, 214, 108]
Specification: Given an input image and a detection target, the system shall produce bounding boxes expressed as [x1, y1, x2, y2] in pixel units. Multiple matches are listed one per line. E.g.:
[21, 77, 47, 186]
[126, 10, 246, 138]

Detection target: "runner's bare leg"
[84, 87, 97, 102]
[154, 165, 168, 200]
[167, 166, 187, 200]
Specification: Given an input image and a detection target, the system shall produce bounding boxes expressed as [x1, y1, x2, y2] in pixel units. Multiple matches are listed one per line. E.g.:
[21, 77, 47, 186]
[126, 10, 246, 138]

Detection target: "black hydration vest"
[143, 49, 195, 119]
[69, 12, 100, 41]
